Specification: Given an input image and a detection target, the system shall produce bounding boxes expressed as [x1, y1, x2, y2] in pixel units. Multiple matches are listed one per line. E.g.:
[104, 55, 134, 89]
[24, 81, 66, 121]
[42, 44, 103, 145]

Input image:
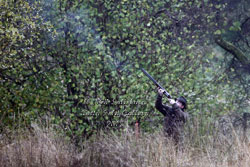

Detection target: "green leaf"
[214, 30, 221, 35]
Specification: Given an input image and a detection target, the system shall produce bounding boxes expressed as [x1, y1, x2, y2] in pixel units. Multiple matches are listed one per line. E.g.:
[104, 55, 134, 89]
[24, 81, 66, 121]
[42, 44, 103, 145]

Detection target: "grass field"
[0, 123, 249, 167]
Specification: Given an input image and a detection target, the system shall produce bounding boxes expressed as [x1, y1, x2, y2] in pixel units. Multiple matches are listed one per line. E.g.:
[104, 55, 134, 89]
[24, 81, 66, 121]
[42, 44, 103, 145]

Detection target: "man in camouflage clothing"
[155, 88, 188, 144]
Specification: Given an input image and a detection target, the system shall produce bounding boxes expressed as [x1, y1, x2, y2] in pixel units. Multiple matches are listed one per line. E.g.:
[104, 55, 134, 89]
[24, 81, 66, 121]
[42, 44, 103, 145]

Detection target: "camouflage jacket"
[155, 95, 188, 137]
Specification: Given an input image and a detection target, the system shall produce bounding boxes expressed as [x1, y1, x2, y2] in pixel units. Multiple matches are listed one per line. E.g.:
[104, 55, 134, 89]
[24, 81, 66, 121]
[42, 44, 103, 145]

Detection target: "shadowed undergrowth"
[0, 124, 249, 167]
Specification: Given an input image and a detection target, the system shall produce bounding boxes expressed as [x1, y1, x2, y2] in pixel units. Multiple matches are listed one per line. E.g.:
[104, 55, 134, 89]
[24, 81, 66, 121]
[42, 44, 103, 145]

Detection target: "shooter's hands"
[169, 99, 176, 105]
[157, 87, 165, 96]
[157, 87, 175, 104]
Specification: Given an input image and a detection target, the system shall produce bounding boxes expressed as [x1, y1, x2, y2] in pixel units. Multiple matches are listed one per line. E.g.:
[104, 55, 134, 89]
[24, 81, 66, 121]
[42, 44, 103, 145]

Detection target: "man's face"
[176, 100, 184, 109]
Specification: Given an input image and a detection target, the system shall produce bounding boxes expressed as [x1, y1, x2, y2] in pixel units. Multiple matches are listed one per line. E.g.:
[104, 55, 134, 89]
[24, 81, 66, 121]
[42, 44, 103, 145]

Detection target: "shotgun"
[141, 68, 172, 99]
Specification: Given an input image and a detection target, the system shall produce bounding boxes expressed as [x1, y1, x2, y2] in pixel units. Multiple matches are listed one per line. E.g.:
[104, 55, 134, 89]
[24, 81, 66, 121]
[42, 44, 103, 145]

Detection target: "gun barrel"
[141, 68, 172, 98]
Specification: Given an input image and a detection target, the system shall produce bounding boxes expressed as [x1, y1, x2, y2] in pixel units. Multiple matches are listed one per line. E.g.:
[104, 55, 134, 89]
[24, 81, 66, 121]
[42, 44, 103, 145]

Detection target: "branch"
[214, 35, 250, 66]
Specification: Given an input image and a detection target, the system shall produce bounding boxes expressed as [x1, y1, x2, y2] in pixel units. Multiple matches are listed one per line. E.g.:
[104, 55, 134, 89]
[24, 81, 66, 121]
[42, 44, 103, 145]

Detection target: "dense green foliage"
[0, 0, 56, 126]
[0, 0, 249, 140]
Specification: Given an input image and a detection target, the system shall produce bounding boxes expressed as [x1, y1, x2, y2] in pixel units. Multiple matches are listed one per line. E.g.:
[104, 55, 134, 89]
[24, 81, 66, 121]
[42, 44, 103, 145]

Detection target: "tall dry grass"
[0, 124, 77, 167]
[0, 123, 249, 167]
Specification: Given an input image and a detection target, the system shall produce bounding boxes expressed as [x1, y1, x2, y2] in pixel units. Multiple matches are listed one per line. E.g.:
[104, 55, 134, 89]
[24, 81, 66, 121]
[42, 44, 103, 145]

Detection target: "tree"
[0, 0, 56, 128]
[0, 0, 238, 141]
[214, 0, 250, 108]
[43, 0, 232, 138]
